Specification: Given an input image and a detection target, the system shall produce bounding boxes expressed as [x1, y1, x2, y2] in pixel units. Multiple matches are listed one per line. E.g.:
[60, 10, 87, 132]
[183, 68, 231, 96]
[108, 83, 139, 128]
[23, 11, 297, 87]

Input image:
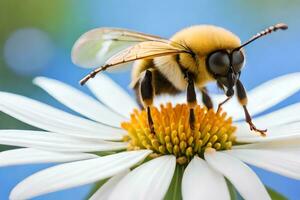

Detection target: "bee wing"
[71, 28, 165, 70]
[105, 40, 188, 65]
[80, 40, 191, 85]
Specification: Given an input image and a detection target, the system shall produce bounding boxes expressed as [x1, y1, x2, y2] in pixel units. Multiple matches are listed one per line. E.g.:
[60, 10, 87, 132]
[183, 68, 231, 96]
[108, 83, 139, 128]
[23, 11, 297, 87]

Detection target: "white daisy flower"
[0, 73, 300, 200]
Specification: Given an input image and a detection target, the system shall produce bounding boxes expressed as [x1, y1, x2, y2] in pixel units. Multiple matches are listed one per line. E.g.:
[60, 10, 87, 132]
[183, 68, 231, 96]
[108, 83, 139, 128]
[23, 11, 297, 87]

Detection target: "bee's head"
[205, 23, 288, 97]
[206, 49, 245, 97]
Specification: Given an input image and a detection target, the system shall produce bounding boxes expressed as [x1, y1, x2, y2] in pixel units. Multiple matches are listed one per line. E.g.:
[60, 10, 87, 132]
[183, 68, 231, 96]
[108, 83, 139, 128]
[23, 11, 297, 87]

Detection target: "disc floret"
[122, 103, 236, 164]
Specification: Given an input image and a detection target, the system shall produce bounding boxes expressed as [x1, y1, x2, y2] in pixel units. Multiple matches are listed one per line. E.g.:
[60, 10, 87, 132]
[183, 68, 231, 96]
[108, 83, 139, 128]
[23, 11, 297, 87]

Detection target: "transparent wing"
[80, 40, 192, 85]
[106, 41, 189, 65]
[71, 28, 166, 70]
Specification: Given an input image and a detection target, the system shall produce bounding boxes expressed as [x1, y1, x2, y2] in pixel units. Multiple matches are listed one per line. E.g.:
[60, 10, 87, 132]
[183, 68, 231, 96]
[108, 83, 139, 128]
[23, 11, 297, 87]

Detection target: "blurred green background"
[0, 0, 299, 199]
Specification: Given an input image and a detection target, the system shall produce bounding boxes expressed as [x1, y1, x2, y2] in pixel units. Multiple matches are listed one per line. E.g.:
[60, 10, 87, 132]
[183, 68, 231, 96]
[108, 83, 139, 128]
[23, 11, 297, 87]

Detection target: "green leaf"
[226, 179, 238, 200]
[164, 164, 185, 200]
[85, 178, 109, 199]
[0, 145, 16, 152]
[266, 186, 287, 200]
[224, 182, 287, 200]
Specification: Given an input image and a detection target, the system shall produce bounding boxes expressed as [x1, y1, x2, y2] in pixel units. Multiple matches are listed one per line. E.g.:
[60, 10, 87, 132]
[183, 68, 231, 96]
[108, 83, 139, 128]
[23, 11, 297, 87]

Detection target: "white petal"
[0, 92, 125, 140]
[236, 103, 300, 137]
[226, 149, 300, 180]
[220, 73, 300, 120]
[205, 150, 270, 200]
[236, 122, 300, 143]
[10, 150, 151, 200]
[34, 77, 126, 127]
[0, 148, 97, 167]
[182, 156, 229, 200]
[109, 155, 176, 200]
[0, 130, 127, 152]
[87, 74, 138, 118]
[89, 169, 130, 200]
[234, 134, 300, 149]
[238, 103, 300, 128]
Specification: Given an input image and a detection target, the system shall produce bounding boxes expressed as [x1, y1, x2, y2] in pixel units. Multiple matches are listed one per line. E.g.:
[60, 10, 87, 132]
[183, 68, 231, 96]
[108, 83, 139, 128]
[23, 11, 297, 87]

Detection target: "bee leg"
[201, 87, 213, 110]
[236, 79, 267, 136]
[186, 72, 197, 130]
[217, 97, 231, 113]
[140, 70, 155, 133]
[215, 81, 231, 112]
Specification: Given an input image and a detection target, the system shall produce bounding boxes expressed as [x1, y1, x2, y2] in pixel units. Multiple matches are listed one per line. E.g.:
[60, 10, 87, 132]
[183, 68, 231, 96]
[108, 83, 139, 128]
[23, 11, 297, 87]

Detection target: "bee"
[72, 23, 288, 136]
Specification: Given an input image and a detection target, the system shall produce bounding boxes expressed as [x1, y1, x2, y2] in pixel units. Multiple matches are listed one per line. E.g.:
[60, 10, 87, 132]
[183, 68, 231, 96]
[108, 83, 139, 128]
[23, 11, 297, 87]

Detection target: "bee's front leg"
[236, 79, 267, 136]
[186, 72, 197, 130]
[217, 96, 231, 113]
[140, 70, 155, 133]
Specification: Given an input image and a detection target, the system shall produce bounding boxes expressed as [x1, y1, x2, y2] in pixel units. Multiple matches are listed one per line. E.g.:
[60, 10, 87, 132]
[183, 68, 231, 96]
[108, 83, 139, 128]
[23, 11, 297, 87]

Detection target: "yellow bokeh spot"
[121, 103, 236, 164]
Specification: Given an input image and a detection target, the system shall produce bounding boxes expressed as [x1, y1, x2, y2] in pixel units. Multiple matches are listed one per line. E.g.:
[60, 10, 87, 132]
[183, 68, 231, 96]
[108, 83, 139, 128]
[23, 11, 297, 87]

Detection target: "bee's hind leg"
[186, 72, 197, 130]
[140, 70, 155, 133]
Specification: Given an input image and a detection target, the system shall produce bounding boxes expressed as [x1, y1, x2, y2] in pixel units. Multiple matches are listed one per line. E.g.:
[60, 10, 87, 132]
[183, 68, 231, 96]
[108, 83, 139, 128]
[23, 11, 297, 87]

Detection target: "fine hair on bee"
[72, 23, 288, 136]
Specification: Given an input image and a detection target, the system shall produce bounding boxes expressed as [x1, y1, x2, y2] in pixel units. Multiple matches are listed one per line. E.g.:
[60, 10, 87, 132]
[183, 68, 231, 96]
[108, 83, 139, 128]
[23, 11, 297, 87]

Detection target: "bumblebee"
[72, 23, 288, 136]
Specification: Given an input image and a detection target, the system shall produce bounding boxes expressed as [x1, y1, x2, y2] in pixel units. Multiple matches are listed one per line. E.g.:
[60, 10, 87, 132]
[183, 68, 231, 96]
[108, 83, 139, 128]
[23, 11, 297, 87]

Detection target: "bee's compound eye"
[207, 51, 230, 75]
[231, 50, 244, 72]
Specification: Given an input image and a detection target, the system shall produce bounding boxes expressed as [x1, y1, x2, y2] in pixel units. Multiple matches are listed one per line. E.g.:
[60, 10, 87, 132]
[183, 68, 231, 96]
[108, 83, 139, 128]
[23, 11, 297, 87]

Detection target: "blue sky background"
[0, 0, 300, 199]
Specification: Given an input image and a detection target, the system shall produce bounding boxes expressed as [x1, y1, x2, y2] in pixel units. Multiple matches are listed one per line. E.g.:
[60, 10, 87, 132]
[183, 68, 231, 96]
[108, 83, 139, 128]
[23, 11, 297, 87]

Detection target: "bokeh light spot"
[3, 28, 55, 76]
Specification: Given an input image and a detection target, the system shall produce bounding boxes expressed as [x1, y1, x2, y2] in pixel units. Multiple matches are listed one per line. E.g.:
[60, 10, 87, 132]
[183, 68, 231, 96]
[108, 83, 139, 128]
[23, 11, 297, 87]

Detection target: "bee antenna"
[235, 23, 288, 51]
[79, 65, 109, 85]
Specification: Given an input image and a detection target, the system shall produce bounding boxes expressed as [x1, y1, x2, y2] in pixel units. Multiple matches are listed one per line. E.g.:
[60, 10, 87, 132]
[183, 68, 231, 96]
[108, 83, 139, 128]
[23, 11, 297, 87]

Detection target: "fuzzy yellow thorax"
[122, 103, 236, 165]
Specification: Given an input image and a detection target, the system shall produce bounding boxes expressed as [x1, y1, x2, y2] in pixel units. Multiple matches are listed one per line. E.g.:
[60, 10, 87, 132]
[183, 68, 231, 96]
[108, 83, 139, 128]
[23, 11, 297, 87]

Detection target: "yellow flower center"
[121, 103, 236, 164]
